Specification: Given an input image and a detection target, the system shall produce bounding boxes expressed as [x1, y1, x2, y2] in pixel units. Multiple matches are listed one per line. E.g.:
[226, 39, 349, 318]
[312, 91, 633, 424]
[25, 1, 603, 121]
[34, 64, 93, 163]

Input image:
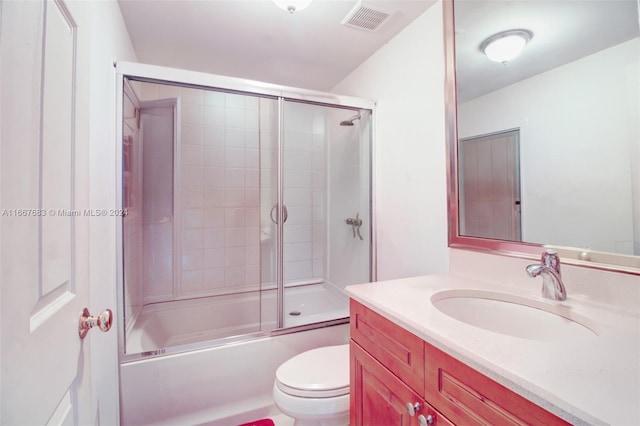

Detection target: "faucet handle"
[542, 249, 561, 275]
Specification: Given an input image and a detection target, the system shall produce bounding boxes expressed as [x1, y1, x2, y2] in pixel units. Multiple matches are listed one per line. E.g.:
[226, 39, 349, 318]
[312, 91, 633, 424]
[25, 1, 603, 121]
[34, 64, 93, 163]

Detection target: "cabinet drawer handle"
[418, 414, 435, 425]
[406, 402, 421, 416]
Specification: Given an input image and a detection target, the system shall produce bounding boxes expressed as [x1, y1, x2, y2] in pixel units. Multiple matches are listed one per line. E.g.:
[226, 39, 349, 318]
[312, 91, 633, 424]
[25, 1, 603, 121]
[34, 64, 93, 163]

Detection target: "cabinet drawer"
[350, 300, 424, 394]
[424, 342, 569, 426]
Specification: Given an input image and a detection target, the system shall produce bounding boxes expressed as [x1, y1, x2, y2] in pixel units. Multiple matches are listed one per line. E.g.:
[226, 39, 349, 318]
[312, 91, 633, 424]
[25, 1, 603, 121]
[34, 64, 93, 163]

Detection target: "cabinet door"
[351, 341, 452, 426]
[351, 299, 424, 393]
[424, 343, 569, 426]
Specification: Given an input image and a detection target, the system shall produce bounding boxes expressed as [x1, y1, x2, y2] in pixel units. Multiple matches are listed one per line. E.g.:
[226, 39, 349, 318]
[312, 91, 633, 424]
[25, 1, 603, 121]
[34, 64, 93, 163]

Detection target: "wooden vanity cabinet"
[350, 300, 569, 426]
[350, 300, 450, 426]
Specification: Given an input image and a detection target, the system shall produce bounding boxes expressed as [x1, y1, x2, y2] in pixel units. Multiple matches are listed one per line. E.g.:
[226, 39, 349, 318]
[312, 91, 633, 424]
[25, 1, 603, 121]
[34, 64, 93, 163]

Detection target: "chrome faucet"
[526, 249, 567, 301]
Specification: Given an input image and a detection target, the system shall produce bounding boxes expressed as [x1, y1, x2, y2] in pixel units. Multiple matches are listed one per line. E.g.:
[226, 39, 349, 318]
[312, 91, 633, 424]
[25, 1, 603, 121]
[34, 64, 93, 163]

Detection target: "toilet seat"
[275, 344, 349, 398]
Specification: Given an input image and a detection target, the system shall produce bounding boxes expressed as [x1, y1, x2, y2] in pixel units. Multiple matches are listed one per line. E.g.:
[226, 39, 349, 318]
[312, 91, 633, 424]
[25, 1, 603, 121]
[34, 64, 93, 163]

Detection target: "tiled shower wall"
[136, 83, 326, 303]
[179, 89, 265, 297]
[283, 103, 327, 285]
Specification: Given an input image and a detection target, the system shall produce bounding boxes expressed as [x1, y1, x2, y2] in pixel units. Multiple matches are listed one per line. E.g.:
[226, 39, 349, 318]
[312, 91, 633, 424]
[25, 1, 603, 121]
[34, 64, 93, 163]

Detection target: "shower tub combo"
[116, 62, 375, 424]
[125, 284, 348, 354]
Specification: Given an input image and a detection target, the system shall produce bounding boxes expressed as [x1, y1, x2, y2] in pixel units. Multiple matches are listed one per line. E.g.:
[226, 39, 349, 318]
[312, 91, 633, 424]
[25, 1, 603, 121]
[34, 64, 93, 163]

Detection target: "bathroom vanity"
[347, 274, 640, 425]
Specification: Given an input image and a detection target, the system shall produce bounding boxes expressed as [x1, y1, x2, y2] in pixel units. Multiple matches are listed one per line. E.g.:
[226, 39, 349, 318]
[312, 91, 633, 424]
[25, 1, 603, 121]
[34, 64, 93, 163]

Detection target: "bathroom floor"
[235, 408, 294, 426]
[270, 413, 295, 426]
[238, 414, 293, 426]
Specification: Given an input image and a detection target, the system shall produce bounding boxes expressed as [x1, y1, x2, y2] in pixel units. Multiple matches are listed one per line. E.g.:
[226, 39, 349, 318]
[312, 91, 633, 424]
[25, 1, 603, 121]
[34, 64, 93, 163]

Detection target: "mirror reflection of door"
[459, 129, 522, 241]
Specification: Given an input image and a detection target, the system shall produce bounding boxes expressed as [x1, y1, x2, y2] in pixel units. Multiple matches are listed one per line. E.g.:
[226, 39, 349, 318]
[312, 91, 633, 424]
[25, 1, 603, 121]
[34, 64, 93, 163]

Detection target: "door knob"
[78, 308, 113, 339]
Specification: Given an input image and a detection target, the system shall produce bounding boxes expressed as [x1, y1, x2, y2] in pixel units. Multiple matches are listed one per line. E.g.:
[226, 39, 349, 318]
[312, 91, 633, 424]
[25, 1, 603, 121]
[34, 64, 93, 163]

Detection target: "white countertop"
[345, 274, 640, 426]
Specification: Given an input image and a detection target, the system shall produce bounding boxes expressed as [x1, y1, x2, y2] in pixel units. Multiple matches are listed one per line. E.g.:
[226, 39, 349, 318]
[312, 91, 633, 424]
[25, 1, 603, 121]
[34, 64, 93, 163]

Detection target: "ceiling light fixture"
[480, 29, 533, 64]
[273, 0, 313, 14]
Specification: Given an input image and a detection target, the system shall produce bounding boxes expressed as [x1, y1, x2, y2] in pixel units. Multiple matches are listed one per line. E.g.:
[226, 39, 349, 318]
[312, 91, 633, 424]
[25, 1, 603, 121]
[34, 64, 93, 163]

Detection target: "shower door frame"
[115, 61, 377, 361]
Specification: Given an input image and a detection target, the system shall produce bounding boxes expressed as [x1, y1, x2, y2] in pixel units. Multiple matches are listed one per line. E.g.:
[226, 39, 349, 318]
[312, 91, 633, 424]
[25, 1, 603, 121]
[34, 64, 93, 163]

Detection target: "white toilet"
[273, 344, 350, 426]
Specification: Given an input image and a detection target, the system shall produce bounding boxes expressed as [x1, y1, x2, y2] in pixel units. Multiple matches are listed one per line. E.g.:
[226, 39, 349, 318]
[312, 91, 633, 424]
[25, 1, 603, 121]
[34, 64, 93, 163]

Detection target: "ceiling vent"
[341, 1, 395, 32]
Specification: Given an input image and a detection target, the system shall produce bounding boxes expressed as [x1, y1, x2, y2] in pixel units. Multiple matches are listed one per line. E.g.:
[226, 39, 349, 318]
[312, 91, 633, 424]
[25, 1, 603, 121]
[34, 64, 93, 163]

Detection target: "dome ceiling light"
[480, 29, 533, 64]
[273, 0, 313, 14]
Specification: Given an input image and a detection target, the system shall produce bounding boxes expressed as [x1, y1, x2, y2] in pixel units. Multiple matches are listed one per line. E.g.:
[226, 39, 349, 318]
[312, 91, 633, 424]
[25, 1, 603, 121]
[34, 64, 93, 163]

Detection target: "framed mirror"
[444, 0, 640, 273]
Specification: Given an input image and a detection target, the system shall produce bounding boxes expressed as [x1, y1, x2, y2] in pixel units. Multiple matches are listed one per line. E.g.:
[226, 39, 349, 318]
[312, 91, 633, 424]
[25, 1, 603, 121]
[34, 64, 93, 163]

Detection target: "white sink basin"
[431, 289, 597, 341]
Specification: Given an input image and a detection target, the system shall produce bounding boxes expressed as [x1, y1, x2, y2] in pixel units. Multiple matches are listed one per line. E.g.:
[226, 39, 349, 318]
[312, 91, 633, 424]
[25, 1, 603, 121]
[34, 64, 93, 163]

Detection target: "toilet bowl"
[273, 344, 350, 426]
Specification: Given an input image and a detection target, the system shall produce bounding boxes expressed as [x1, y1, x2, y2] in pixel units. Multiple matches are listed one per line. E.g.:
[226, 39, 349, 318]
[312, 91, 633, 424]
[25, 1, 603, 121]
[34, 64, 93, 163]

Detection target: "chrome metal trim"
[115, 61, 375, 111]
[370, 108, 377, 282]
[115, 71, 127, 362]
[115, 70, 127, 425]
[269, 317, 350, 336]
[119, 330, 270, 363]
[119, 318, 350, 363]
[276, 98, 285, 329]
[443, 0, 640, 276]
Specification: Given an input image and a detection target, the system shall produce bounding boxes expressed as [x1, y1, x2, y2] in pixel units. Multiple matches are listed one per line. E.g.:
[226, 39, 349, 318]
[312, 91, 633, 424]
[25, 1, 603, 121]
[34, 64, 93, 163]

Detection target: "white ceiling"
[116, 0, 639, 98]
[454, 0, 639, 103]
[117, 0, 436, 91]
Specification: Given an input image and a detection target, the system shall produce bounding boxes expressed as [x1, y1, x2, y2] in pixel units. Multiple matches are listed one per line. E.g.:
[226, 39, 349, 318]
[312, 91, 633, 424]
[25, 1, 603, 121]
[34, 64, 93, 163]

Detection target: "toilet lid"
[275, 344, 350, 398]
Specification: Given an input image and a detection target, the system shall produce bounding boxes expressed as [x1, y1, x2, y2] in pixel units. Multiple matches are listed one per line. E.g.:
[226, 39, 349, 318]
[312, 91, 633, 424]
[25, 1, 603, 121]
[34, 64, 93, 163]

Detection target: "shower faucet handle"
[345, 213, 364, 240]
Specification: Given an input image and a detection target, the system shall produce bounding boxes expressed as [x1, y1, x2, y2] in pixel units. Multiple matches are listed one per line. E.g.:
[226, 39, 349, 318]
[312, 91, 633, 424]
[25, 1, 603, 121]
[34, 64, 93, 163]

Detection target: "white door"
[1, 0, 113, 423]
[459, 129, 522, 241]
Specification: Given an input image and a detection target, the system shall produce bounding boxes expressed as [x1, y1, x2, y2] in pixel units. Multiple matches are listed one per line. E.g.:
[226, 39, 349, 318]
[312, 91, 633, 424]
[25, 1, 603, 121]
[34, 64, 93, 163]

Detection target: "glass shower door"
[279, 100, 372, 328]
[121, 78, 281, 355]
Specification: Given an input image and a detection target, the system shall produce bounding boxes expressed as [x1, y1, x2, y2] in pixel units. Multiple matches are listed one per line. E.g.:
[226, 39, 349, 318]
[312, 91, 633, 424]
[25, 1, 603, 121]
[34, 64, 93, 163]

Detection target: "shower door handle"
[270, 204, 288, 224]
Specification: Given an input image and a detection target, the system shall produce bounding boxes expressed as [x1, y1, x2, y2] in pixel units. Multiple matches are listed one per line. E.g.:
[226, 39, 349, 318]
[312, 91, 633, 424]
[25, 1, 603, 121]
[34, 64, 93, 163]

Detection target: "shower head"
[340, 113, 361, 126]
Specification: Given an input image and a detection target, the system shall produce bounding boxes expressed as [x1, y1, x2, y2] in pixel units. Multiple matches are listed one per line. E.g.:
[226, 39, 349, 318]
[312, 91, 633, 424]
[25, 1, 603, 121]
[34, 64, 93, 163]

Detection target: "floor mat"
[238, 419, 275, 426]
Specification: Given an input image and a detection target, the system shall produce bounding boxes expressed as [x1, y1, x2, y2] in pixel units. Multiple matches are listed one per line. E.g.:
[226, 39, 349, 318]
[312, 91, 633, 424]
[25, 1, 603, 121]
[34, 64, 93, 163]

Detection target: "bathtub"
[125, 283, 349, 354]
[120, 322, 350, 425]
